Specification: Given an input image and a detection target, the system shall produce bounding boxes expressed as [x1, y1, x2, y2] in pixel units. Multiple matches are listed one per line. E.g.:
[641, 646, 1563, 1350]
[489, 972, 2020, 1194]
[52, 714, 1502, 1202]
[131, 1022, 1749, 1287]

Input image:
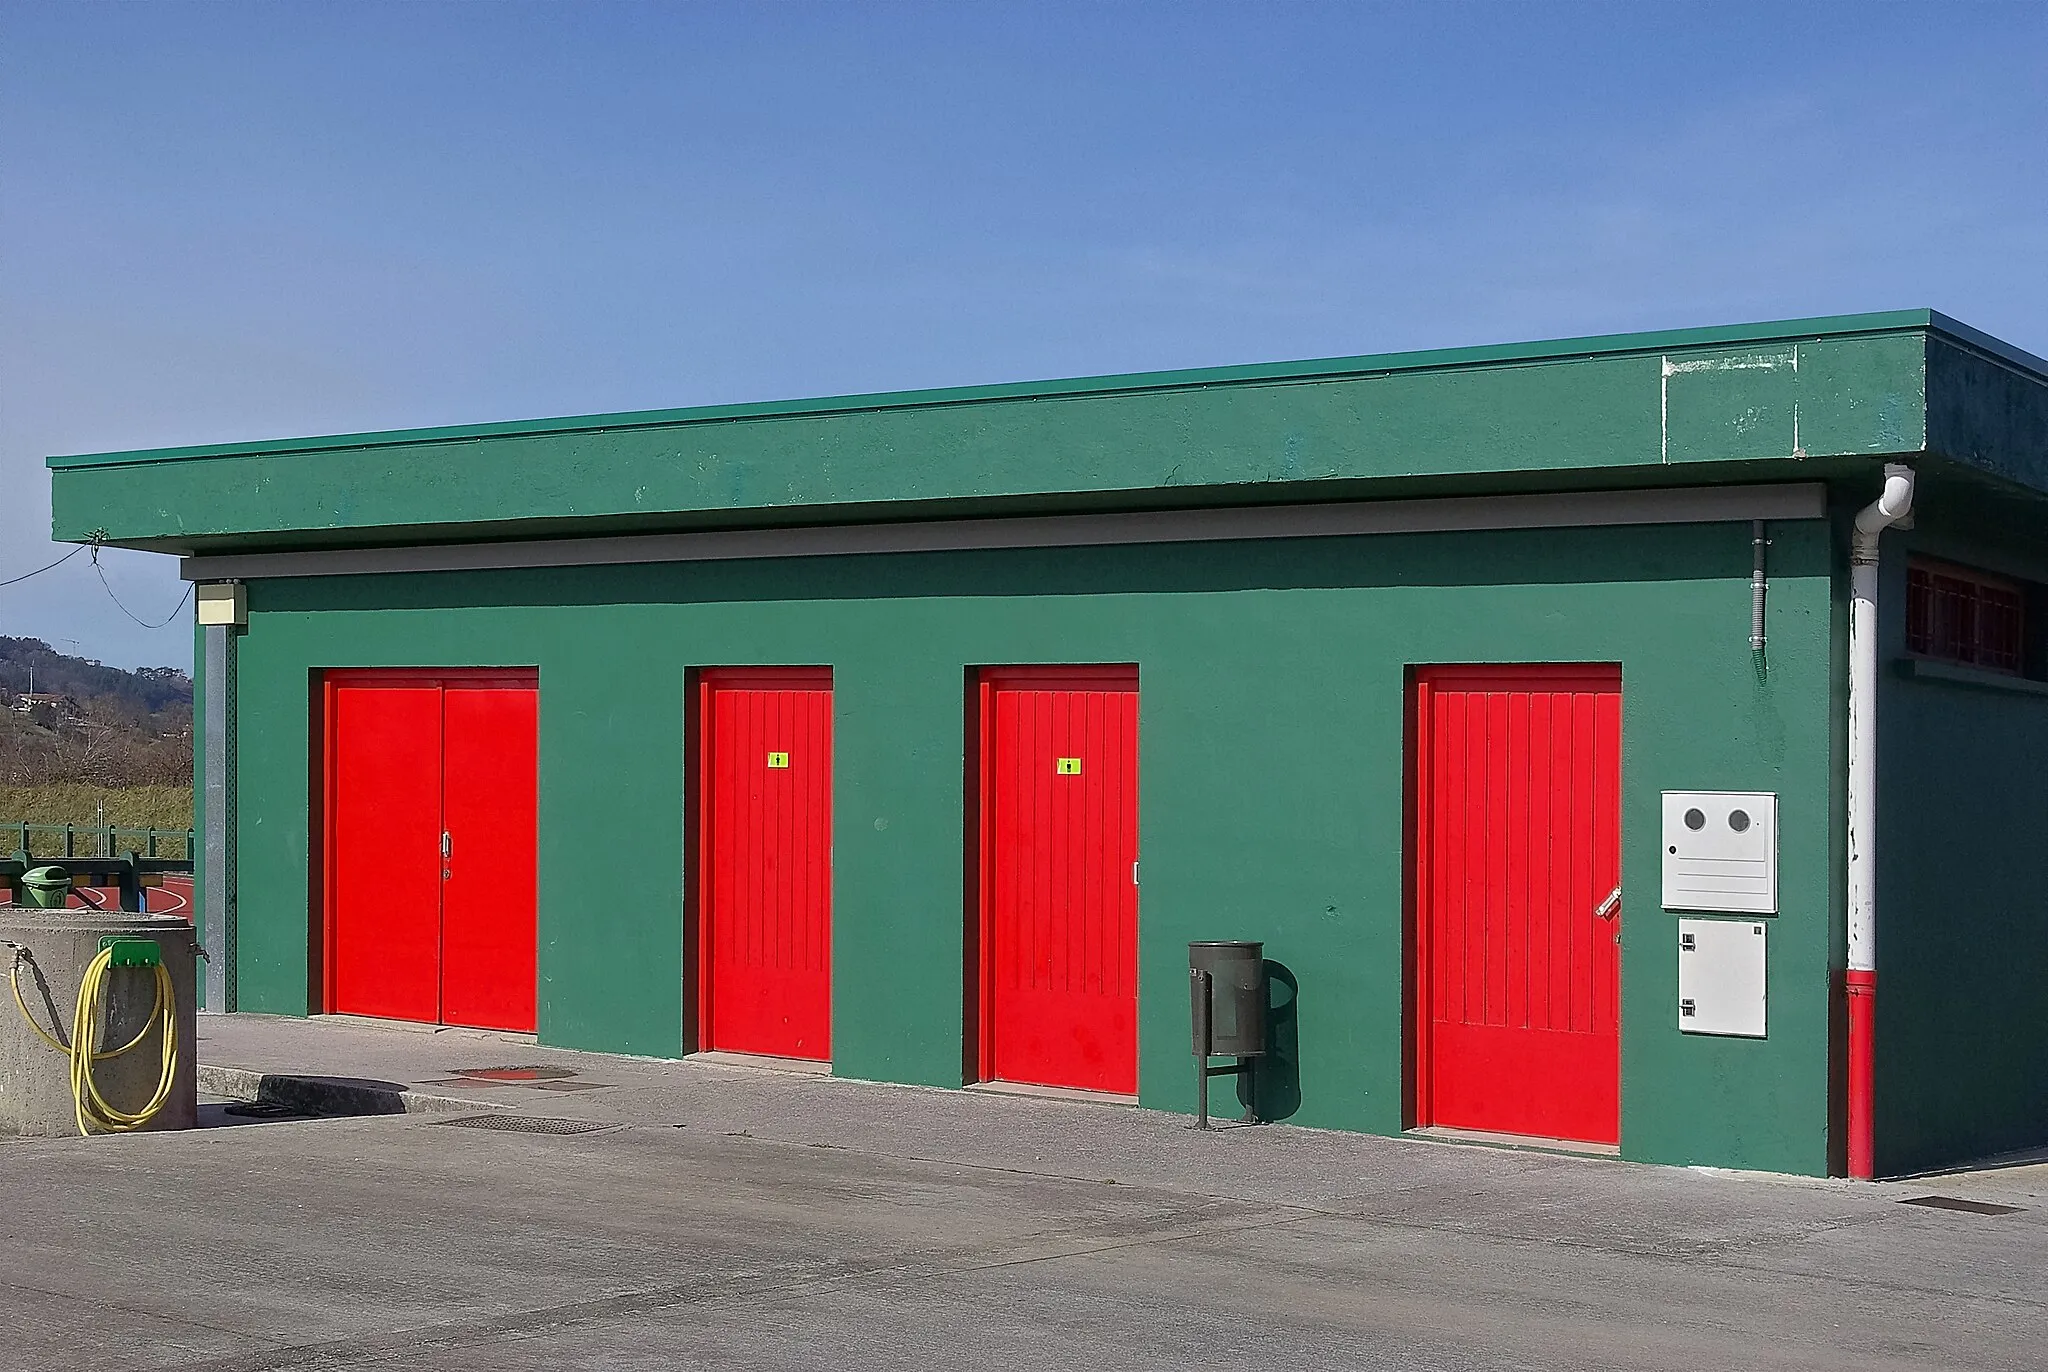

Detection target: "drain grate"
[1900, 1195, 2023, 1215]
[436, 1113, 619, 1136]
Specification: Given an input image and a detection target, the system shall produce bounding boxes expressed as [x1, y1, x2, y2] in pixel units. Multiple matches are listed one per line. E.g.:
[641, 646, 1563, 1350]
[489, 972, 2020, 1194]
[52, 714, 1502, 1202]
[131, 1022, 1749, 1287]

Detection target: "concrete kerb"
[197, 1064, 507, 1118]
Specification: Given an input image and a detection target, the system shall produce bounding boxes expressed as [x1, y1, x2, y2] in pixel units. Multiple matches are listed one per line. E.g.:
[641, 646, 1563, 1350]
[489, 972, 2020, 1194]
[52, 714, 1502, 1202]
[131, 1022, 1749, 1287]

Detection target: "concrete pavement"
[0, 1012, 2038, 1370]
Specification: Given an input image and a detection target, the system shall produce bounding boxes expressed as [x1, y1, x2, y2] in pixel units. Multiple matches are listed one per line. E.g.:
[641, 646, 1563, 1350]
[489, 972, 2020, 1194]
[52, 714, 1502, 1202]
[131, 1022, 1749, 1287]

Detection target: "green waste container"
[21, 866, 73, 910]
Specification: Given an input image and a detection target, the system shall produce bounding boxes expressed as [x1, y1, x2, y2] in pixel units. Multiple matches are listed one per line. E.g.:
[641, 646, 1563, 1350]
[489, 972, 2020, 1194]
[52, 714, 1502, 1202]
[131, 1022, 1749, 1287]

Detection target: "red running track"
[18, 875, 194, 918]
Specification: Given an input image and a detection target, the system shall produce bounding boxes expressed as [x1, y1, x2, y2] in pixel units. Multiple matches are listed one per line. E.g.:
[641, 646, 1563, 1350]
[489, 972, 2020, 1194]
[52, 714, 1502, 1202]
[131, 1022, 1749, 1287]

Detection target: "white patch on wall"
[1661, 790, 1778, 914]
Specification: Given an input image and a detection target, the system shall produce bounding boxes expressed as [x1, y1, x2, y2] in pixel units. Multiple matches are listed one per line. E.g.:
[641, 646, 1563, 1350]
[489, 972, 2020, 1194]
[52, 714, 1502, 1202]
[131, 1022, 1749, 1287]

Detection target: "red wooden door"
[978, 667, 1140, 1095]
[324, 671, 539, 1032]
[441, 679, 540, 1032]
[698, 670, 833, 1061]
[1413, 665, 1622, 1145]
[327, 679, 443, 1023]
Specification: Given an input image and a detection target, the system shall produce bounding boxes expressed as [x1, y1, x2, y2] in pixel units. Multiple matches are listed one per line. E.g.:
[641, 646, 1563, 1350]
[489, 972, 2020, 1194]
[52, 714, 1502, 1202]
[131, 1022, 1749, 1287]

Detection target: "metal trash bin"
[1189, 940, 1267, 1128]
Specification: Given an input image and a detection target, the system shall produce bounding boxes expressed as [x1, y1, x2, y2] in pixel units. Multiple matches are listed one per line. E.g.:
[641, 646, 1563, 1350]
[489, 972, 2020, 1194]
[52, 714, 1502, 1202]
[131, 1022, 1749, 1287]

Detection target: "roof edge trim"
[50, 310, 1953, 471]
[1923, 310, 2048, 376]
[180, 481, 1828, 582]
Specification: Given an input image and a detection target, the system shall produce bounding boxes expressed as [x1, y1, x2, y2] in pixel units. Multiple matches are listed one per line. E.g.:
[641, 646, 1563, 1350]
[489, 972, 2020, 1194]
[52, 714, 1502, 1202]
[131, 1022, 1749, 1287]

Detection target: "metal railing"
[1, 821, 194, 861]
[2, 849, 194, 911]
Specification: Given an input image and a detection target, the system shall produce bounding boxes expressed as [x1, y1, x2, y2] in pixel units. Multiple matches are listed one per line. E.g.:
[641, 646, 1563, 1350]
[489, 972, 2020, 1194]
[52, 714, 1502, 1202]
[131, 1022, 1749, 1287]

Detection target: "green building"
[49, 310, 2048, 1178]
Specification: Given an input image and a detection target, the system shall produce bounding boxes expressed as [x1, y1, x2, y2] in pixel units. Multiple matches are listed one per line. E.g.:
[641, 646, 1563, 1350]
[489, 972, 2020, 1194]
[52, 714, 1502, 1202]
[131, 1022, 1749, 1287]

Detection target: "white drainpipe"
[1846, 462, 1914, 1178]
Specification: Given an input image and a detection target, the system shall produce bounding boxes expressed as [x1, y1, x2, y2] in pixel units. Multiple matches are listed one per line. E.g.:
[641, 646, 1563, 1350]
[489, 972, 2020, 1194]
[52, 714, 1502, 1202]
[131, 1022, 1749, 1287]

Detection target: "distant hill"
[0, 637, 192, 788]
[0, 637, 191, 713]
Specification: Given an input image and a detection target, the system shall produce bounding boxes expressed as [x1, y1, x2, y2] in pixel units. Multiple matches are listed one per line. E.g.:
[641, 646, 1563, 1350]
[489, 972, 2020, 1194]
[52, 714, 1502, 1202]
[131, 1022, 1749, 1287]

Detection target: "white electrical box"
[196, 581, 247, 627]
[1661, 790, 1778, 914]
[1676, 918, 1767, 1037]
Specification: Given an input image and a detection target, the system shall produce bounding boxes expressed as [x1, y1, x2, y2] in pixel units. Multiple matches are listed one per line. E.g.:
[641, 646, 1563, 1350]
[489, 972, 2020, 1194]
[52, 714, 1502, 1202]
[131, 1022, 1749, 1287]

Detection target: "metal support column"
[201, 620, 238, 1012]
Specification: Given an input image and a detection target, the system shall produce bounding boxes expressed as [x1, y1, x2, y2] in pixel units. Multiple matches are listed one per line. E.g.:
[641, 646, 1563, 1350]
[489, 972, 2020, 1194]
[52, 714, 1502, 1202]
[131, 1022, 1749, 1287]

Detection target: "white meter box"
[1676, 918, 1767, 1037]
[1661, 791, 1777, 914]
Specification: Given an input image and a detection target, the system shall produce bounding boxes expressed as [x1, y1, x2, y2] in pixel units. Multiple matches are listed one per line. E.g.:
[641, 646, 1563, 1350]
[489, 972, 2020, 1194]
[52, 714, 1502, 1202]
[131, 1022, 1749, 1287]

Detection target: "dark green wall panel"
[1875, 512, 2048, 1174]
[1927, 337, 2048, 493]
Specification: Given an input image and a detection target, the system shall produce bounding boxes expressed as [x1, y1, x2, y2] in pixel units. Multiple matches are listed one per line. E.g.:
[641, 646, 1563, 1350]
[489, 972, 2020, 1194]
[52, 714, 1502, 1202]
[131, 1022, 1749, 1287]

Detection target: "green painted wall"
[1876, 506, 2048, 1175]
[226, 520, 1839, 1173]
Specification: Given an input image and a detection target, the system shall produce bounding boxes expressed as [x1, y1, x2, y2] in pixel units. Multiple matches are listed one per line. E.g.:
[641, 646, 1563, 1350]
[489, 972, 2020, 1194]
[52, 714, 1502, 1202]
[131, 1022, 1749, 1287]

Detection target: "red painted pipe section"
[1846, 969, 1876, 1179]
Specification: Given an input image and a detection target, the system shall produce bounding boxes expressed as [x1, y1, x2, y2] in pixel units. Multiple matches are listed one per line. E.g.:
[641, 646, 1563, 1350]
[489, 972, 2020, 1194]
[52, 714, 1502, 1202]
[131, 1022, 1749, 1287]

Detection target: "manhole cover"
[450, 1065, 577, 1082]
[1900, 1195, 2023, 1215]
[436, 1113, 618, 1136]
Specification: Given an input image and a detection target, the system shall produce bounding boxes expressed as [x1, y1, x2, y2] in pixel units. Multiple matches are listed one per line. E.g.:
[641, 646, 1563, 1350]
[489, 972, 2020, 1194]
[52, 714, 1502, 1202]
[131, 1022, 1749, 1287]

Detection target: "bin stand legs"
[1194, 1056, 1258, 1129]
[1190, 966, 1261, 1129]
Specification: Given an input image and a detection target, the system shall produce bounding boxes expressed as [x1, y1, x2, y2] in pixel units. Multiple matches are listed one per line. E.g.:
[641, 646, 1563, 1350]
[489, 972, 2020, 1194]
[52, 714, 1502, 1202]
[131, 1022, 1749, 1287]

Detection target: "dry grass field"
[0, 784, 193, 858]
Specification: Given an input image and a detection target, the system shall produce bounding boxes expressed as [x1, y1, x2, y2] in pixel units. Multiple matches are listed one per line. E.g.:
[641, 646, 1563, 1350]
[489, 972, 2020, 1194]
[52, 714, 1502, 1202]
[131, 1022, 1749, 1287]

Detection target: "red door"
[1412, 665, 1622, 1145]
[440, 681, 539, 1032]
[324, 671, 539, 1032]
[697, 669, 833, 1061]
[977, 666, 1139, 1095]
[327, 679, 442, 1023]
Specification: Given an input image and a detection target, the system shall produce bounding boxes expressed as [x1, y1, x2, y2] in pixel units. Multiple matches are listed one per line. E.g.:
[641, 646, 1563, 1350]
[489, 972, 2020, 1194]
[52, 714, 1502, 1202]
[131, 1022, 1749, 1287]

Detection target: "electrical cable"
[0, 544, 85, 589]
[90, 546, 193, 629]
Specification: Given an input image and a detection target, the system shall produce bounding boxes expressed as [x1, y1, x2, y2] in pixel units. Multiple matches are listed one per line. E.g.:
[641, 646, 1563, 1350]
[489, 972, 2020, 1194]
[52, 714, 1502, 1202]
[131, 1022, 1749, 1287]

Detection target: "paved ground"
[0, 1014, 2042, 1371]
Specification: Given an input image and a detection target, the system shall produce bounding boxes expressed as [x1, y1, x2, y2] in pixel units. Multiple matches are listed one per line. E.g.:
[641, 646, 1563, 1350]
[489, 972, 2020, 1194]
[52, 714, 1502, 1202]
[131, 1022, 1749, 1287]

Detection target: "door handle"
[1595, 885, 1622, 920]
[441, 831, 452, 860]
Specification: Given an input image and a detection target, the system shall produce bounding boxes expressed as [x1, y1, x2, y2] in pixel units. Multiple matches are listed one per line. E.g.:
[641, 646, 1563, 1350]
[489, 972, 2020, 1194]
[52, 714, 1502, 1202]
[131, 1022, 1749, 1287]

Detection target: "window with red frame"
[1906, 559, 2027, 675]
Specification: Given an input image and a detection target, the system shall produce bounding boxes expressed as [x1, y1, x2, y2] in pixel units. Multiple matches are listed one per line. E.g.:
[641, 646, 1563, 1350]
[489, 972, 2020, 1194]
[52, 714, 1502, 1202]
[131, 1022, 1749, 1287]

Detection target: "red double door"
[1413, 665, 1622, 1146]
[325, 671, 539, 1033]
[696, 670, 834, 1061]
[977, 667, 1140, 1095]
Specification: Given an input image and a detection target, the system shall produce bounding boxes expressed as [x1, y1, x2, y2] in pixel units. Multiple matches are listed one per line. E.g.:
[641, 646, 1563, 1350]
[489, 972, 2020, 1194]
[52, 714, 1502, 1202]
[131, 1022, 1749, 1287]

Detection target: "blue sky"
[4, 1, 2046, 668]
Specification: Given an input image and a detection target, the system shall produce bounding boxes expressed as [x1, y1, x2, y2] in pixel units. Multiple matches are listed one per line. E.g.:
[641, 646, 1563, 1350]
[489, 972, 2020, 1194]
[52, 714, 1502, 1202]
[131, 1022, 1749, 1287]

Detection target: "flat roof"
[47, 309, 2039, 471]
[46, 310, 2048, 553]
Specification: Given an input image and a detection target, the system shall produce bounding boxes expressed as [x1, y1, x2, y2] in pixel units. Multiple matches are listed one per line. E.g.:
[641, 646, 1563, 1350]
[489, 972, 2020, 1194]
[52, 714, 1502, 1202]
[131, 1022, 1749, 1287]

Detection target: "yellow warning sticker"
[1056, 757, 1083, 775]
[767, 752, 790, 769]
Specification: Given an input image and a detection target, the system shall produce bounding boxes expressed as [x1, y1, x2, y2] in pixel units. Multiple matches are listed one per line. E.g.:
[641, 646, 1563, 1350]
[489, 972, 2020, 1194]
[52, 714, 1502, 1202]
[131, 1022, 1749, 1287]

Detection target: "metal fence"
[2, 821, 194, 861]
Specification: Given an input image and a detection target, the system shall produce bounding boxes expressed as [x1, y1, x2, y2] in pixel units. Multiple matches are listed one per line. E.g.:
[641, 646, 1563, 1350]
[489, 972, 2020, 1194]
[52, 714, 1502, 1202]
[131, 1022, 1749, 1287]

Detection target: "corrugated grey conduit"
[1751, 520, 1770, 656]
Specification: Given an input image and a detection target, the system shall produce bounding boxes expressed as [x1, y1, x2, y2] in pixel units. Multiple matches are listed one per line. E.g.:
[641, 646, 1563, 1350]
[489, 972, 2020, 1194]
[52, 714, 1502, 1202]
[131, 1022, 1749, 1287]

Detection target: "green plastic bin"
[21, 866, 73, 910]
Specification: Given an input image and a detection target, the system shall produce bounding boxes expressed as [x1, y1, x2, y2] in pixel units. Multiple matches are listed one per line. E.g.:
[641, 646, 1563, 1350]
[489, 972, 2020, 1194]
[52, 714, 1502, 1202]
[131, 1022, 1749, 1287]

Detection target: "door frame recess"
[1407, 662, 1623, 1135]
[967, 663, 1140, 1087]
[315, 667, 538, 1019]
[688, 667, 834, 1058]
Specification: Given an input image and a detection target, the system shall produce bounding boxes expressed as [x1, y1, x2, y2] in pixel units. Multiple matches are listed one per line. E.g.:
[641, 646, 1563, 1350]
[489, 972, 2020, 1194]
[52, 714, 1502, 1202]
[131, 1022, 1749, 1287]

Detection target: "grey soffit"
[180, 482, 1828, 582]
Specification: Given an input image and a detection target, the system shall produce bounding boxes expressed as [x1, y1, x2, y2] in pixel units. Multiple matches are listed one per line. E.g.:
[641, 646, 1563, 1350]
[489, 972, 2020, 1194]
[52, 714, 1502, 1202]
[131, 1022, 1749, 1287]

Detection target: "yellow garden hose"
[11, 954, 157, 1059]
[9, 946, 178, 1135]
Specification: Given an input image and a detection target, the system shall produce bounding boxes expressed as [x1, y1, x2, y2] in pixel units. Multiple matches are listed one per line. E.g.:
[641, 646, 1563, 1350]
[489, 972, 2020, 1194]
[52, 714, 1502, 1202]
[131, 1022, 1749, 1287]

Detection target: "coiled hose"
[10, 947, 178, 1135]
